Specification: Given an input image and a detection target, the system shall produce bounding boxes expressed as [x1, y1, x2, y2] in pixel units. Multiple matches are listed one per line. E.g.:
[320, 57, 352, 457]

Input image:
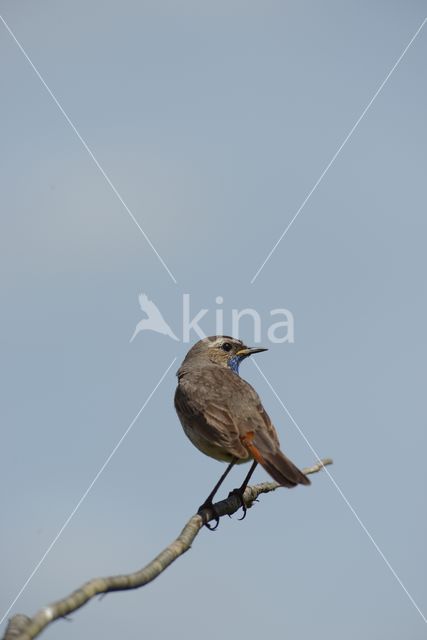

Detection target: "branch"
[3, 457, 333, 640]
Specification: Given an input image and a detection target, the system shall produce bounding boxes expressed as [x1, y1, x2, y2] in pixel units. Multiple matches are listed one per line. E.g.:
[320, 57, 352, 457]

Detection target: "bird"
[130, 293, 179, 343]
[174, 335, 310, 528]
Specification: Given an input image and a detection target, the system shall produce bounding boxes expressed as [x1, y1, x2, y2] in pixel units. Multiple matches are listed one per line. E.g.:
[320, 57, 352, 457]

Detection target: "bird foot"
[197, 501, 220, 531]
[227, 488, 247, 521]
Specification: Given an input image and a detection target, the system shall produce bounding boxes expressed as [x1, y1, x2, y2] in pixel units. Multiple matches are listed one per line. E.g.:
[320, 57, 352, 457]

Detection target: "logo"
[131, 293, 295, 345]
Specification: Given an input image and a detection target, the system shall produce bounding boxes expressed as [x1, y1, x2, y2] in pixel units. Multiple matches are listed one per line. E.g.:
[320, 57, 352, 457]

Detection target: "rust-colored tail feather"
[259, 449, 310, 487]
[246, 439, 310, 488]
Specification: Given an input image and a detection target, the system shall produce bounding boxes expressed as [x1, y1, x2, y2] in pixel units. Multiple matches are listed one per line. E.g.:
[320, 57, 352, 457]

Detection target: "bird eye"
[221, 342, 232, 352]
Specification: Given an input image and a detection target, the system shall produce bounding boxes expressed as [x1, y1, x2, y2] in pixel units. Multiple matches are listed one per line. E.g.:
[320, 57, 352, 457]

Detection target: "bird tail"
[244, 435, 310, 488]
[258, 449, 310, 487]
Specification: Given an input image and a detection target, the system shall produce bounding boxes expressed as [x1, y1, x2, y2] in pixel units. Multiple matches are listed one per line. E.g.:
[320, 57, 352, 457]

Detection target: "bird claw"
[237, 504, 247, 520]
[205, 517, 220, 531]
[197, 502, 220, 531]
[228, 488, 247, 521]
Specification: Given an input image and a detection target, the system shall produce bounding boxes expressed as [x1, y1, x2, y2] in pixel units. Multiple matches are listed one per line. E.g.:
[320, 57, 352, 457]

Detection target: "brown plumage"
[174, 336, 309, 515]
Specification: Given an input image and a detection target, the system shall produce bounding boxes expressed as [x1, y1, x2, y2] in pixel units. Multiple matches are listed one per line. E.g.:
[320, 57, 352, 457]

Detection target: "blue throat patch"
[228, 355, 243, 374]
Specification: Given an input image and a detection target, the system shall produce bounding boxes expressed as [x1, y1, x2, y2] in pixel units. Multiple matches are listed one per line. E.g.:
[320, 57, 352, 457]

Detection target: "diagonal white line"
[0, 14, 177, 285]
[251, 359, 427, 625]
[250, 16, 427, 284]
[0, 357, 177, 626]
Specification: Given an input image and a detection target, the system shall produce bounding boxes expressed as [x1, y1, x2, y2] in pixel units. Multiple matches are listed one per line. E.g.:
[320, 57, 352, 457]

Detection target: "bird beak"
[235, 346, 268, 357]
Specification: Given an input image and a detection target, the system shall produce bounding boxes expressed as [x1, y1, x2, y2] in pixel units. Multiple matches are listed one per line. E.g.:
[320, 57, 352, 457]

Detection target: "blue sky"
[1, 2, 426, 639]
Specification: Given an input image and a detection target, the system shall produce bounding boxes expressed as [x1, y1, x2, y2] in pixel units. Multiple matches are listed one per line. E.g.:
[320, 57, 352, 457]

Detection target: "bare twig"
[3, 457, 332, 640]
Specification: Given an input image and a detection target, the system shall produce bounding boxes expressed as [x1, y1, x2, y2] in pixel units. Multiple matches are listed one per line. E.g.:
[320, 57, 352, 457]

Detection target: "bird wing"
[175, 367, 248, 459]
[177, 366, 282, 458]
[175, 390, 247, 459]
[209, 369, 280, 447]
[221, 371, 309, 486]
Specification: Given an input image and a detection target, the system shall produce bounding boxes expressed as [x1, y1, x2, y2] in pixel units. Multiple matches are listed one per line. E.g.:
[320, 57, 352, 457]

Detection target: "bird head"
[181, 336, 267, 374]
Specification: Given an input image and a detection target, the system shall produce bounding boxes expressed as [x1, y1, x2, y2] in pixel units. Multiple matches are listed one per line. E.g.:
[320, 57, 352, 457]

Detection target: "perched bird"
[175, 336, 309, 528]
[130, 293, 179, 343]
